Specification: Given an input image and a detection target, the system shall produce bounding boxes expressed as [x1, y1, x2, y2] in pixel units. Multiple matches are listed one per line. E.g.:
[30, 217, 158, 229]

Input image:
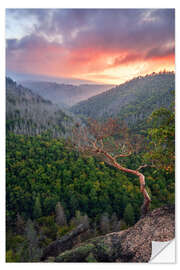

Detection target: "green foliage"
[33, 194, 42, 219]
[100, 213, 110, 234]
[70, 210, 89, 228]
[6, 115, 175, 261]
[6, 133, 142, 222]
[6, 233, 25, 251]
[36, 215, 58, 240]
[57, 225, 74, 238]
[123, 203, 135, 226]
[6, 250, 14, 262]
[86, 252, 97, 262]
[145, 106, 175, 172]
[118, 219, 128, 230]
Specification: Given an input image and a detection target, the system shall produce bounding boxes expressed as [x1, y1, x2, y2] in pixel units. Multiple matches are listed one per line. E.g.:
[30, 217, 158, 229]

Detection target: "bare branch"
[136, 164, 148, 171]
[114, 151, 132, 159]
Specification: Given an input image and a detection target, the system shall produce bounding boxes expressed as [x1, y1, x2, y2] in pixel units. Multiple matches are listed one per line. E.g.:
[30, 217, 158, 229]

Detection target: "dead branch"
[41, 223, 89, 261]
[136, 164, 148, 171]
[114, 152, 132, 159]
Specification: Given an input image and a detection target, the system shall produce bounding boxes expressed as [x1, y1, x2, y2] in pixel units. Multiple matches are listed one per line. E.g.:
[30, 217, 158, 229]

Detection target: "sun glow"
[72, 55, 175, 85]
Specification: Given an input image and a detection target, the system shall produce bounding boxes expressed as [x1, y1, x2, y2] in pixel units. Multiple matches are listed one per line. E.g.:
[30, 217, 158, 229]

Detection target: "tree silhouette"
[71, 118, 151, 215]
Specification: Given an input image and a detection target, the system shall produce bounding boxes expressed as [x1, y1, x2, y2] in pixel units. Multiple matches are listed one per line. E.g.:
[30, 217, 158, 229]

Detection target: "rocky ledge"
[43, 205, 175, 263]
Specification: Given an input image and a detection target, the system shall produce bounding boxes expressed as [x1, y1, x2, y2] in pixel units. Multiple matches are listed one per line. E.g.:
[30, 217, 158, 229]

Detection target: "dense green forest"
[6, 73, 175, 262]
[6, 127, 174, 261]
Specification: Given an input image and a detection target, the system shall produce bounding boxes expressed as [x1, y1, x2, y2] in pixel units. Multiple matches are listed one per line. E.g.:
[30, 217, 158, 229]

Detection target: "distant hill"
[6, 70, 101, 85]
[71, 72, 175, 129]
[20, 81, 114, 106]
[6, 77, 73, 136]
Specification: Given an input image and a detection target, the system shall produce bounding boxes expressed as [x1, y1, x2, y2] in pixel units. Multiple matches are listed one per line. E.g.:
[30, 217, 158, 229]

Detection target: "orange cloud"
[7, 36, 175, 84]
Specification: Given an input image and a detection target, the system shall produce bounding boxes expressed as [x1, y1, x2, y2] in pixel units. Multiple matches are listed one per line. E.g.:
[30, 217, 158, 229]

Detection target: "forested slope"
[6, 131, 174, 262]
[71, 72, 175, 129]
[6, 77, 73, 136]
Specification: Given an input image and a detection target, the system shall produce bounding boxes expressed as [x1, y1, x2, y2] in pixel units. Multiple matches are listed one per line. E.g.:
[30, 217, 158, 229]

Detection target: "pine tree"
[23, 219, 42, 262]
[123, 203, 135, 226]
[110, 212, 118, 232]
[55, 202, 67, 226]
[70, 210, 89, 229]
[33, 195, 42, 219]
[100, 212, 110, 234]
[16, 213, 25, 234]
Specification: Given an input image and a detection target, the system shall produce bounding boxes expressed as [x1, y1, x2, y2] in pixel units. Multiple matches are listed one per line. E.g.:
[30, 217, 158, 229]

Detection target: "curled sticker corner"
[150, 239, 175, 263]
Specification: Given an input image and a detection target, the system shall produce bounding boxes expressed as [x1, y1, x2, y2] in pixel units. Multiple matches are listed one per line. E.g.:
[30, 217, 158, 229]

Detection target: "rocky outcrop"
[45, 205, 175, 263]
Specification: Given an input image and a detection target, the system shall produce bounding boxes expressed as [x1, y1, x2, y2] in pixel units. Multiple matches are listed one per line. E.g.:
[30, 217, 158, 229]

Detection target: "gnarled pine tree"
[71, 118, 151, 215]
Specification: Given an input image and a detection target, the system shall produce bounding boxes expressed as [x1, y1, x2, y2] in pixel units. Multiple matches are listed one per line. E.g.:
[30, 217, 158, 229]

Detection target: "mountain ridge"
[20, 80, 114, 107]
[6, 77, 74, 136]
[71, 72, 175, 129]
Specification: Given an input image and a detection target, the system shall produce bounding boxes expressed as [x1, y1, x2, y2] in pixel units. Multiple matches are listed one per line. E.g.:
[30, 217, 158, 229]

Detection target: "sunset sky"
[6, 9, 175, 85]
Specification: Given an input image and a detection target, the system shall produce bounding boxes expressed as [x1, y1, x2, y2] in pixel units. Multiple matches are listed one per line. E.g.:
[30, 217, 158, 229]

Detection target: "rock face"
[46, 205, 175, 263]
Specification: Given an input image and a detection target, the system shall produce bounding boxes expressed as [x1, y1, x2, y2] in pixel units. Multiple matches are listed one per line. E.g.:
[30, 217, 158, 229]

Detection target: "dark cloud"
[7, 34, 61, 51]
[6, 9, 175, 51]
[111, 53, 142, 67]
[145, 45, 175, 59]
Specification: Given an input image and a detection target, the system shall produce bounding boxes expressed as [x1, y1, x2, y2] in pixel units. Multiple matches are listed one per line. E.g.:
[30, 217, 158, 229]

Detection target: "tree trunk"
[114, 161, 151, 215]
[101, 150, 151, 215]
